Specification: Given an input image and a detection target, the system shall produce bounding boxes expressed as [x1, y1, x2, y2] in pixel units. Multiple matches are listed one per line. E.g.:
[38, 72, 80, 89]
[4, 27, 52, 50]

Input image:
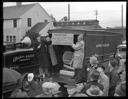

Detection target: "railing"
[3, 42, 30, 52]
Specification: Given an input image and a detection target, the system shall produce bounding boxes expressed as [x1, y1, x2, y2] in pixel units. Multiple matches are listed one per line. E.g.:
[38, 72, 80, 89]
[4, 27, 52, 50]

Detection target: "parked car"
[2, 68, 22, 98]
[116, 40, 126, 59]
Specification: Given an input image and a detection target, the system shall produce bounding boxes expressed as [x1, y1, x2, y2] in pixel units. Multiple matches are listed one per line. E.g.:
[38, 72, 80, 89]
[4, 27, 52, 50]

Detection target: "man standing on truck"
[35, 35, 52, 78]
[71, 34, 85, 83]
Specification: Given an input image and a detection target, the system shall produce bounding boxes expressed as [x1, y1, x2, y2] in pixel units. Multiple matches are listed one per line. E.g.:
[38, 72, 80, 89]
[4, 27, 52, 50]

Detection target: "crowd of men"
[8, 34, 126, 97]
[69, 55, 126, 97]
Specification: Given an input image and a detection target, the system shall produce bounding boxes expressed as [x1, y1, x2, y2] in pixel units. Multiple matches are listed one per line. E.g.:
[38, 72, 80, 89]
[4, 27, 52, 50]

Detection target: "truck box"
[48, 28, 123, 63]
[48, 28, 123, 83]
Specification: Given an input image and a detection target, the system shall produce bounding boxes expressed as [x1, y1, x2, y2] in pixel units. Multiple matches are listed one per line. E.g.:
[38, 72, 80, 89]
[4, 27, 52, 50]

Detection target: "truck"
[47, 28, 123, 83]
[48, 28, 123, 63]
[3, 43, 39, 75]
[3, 28, 123, 84]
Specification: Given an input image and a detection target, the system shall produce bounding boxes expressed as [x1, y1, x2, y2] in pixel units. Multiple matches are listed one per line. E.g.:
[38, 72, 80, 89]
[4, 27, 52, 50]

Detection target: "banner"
[52, 33, 73, 45]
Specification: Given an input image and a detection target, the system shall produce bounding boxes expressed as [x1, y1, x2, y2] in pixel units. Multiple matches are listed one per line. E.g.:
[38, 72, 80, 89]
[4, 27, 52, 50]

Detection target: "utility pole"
[121, 5, 123, 29]
[95, 9, 98, 20]
[95, 10, 99, 29]
[68, 4, 70, 22]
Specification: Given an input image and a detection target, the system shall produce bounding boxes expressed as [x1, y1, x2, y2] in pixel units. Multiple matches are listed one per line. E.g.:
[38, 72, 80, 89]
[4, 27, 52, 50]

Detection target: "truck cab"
[3, 42, 39, 74]
[116, 41, 126, 59]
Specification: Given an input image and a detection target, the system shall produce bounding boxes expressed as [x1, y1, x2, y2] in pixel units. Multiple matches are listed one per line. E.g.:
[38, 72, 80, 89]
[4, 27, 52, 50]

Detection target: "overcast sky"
[3, 2, 126, 28]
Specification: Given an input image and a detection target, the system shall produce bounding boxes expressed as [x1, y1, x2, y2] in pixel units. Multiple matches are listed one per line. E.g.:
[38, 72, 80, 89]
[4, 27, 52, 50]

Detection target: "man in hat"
[71, 34, 85, 83]
[45, 35, 58, 75]
[114, 66, 126, 96]
[36, 35, 52, 78]
[85, 85, 103, 96]
[87, 55, 99, 82]
[108, 59, 120, 96]
[114, 81, 126, 96]
[117, 59, 126, 75]
[81, 70, 104, 96]
[97, 65, 109, 96]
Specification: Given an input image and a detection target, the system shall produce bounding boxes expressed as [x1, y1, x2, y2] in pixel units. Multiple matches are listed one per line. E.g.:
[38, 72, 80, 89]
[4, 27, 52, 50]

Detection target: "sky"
[3, 2, 126, 28]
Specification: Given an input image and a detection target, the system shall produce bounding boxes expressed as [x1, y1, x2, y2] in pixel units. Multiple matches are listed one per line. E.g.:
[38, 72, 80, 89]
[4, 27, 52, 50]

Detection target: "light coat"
[98, 72, 109, 96]
[72, 40, 84, 69]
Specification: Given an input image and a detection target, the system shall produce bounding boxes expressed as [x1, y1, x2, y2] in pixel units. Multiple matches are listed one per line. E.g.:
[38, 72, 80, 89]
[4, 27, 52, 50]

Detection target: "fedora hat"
[90, 56, 98, 64]
[27, 73, 34, 82]
[42, 82, 60, 90]
[86, 85, 103, 96]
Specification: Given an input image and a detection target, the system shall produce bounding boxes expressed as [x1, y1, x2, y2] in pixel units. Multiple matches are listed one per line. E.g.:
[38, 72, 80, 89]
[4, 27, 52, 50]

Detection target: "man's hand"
[72, 44, 75, 48]
[37, 44, 41, 49]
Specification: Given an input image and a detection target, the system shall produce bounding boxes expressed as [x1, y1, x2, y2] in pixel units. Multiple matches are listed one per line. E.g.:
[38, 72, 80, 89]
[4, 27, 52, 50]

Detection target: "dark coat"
[115, 81, 126, 96]
[81, 80, 104, 94]
[34, 38, 51, 69]
[87, 66, 96, 82]
[108, 68, 120, 96]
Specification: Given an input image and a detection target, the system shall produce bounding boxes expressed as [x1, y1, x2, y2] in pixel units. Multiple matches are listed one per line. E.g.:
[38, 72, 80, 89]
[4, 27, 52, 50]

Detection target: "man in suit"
[36, 35, 52, 78]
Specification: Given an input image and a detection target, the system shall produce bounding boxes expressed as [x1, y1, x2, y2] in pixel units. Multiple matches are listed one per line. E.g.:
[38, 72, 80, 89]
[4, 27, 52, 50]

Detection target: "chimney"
[16, 2, 22, 7]
[68, 4, 70, 21]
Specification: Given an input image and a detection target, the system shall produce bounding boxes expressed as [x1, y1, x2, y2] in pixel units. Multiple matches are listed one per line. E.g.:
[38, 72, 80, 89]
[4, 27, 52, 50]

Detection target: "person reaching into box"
[71, 34, 84, 82]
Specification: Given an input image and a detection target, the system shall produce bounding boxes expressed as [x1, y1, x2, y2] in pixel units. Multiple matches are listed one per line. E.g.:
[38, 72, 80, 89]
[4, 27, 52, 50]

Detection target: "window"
[72, 22, 74, 25]
[13, 19, 17, 28]
[28, 18, 31, 27]
[86, 21, 89, 25]
[94, 21, 98, 25]
[10, 36, 12, 42]
[6, 36, 9, 42]
[13, 36, 16, 42]
[83, 22, 86, 25]
[44, 19, 48, 23]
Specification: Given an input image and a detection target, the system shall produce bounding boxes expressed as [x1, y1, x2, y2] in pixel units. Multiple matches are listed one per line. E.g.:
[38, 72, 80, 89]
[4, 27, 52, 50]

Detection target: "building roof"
[54, 19, 102, 29]
[29, 22, 49, 33]
[3, 4, 36, 19]
[48, 28, 124, 36]
[60, 25, 102, 29]
[69, 19, 99, 22]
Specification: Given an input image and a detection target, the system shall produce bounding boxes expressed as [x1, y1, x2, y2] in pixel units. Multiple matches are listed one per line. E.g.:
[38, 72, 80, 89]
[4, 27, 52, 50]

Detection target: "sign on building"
[52, 33, 73, 45]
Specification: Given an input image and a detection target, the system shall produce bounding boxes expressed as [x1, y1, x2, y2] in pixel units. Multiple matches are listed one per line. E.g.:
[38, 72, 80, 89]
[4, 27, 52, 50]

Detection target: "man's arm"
[109, 72, 119, 88]
[72, 41, 84, 50]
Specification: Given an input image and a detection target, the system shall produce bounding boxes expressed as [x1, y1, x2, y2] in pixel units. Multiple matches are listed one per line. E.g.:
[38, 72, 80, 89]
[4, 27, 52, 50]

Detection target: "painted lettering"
[96, 43, 110, 48]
